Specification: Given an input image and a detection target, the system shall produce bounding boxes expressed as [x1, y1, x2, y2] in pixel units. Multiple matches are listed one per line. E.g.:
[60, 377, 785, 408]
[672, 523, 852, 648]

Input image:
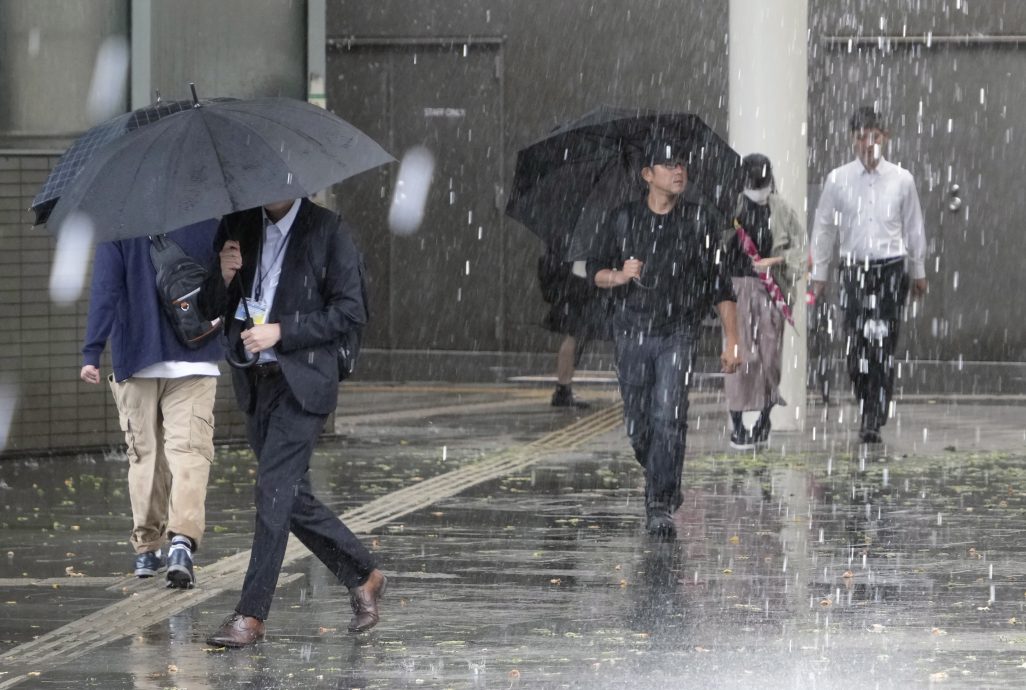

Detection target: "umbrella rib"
[194, 112, 240, 209]
[62, 118, 175, 233]
[216, 101, 354, 153]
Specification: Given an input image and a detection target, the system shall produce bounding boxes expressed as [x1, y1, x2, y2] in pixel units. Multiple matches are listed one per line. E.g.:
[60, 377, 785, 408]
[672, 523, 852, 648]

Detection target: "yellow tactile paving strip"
[0, 402, 624, 689]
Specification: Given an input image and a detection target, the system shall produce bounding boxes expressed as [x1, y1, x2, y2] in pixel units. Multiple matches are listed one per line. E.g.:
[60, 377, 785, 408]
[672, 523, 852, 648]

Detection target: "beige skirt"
[724, 276, 786, 412]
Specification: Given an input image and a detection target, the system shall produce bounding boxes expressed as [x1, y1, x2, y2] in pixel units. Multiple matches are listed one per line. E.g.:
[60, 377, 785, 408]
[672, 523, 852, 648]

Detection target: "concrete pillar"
[130, 0, 152, 108]
[728, 0, 808, 432]
[307, 0, 327, 108]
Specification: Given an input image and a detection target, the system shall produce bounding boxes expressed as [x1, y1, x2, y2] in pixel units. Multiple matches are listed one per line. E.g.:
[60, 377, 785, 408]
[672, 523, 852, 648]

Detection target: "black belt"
[841, 256, 905, 270]
[251, 361, 281, 378]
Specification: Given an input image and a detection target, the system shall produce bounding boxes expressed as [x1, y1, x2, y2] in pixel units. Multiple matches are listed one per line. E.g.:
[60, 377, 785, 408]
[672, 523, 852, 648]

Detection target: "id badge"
[235, 298, 268, 325]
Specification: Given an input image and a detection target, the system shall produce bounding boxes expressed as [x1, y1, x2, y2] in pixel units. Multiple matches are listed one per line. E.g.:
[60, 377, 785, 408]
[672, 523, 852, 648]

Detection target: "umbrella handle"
[224, 272, 259, 369]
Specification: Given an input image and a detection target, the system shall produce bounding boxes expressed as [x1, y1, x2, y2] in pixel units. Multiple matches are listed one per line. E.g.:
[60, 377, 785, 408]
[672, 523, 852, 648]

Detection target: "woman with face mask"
[724, 154, 806, 449]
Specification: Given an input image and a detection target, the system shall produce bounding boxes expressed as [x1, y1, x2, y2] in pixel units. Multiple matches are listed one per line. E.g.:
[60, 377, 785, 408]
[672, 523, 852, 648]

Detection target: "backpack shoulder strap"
[148, 233, 189, 272]
[355, 251, 370, 322]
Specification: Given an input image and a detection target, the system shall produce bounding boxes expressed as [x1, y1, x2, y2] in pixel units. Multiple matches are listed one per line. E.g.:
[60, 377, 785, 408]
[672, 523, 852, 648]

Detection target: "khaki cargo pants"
[108, 374, 217, 554]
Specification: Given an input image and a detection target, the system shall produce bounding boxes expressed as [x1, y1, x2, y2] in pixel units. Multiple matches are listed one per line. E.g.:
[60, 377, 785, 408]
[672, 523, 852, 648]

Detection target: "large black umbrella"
[44, 93, 394, 240]
[31, 96, 234, 226]
[505, 106, 744, 259]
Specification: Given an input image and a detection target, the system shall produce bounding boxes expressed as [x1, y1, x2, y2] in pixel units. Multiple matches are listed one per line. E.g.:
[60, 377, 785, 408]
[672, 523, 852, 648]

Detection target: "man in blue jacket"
[79, 219, 221, 588]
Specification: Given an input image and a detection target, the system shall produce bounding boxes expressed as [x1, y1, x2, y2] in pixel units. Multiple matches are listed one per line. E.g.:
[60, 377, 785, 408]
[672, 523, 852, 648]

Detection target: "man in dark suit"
[201, 197, 386, 648]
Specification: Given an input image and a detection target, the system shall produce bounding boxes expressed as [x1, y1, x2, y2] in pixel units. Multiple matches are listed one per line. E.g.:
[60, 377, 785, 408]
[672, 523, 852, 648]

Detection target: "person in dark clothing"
[538, 247, 605, 408]
[79, 220, 221, 588]
[201, 198, 385, 648]
[587, 139, 741, 537]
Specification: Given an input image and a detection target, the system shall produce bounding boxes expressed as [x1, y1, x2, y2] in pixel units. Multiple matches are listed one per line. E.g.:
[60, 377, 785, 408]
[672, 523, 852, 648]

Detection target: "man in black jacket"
[201, 198, 385, 648]
[588, 140, 741, 537]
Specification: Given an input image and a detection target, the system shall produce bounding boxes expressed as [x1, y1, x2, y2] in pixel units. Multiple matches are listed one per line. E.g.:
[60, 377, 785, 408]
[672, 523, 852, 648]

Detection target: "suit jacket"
[201, 199, 366, 415]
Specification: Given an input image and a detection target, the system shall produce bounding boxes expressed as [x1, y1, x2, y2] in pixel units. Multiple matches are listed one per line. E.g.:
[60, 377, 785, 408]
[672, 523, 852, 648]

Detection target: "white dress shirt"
[255, 198, 302, 363]
[811, 157, 926, 281]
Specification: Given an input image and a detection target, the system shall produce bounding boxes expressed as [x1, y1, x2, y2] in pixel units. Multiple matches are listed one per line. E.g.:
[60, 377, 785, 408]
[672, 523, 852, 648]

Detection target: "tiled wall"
[0, 153, 248, 457]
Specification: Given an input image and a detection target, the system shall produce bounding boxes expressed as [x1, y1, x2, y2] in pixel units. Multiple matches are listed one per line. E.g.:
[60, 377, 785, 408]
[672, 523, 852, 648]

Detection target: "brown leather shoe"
[348, 569, 387, 633]
[206, 613, 265, 648]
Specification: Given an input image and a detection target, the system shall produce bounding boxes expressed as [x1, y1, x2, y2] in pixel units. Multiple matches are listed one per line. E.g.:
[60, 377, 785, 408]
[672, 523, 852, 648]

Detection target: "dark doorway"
[326, 39, 506, 353]
[812, 39, 1026, 362]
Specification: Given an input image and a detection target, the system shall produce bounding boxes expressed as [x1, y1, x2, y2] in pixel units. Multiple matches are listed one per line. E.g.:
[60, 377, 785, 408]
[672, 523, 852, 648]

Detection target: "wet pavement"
[2, 381, 1026, 689]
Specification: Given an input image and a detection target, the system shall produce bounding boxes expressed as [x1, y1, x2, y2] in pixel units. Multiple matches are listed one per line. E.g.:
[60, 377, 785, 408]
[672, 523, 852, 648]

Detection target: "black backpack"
[148, 235, 220, 348]
[338, 252, 369, 381]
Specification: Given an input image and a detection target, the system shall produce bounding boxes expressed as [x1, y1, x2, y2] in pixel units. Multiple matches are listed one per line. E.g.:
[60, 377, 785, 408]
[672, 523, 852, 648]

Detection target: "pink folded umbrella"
[733, 221, 795, 328]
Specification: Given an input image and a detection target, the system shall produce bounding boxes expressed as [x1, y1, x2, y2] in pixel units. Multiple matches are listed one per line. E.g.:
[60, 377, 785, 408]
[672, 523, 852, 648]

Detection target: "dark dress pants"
[614, 330, 695, 513]
[840, 259, 909, 430]
[236, 368, 376, 620]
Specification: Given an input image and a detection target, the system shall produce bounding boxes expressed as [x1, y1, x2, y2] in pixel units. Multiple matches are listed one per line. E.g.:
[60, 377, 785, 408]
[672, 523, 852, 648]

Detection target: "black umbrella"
[505, 106, 744, 259]
[44, 90, 394, 241]
[31, 95, 235, 226]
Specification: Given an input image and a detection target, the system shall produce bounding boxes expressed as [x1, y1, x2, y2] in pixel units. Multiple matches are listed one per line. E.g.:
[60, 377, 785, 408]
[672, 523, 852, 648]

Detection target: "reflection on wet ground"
[2, 384, 1026, 689]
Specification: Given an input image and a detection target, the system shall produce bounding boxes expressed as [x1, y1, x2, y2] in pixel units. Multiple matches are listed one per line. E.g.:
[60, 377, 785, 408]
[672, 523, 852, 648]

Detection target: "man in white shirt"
[811, 106, 928, 444]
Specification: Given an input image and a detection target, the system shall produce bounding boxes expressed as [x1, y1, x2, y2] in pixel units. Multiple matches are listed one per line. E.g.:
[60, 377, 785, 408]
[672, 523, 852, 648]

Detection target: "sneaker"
[729, 428, 756, 450]
[551, 385, 590, 409]
[645, 511, 676, 538]
[166, 540, 195, 589]
[859, 427, 883, 445]
[134, 549, 164, 578]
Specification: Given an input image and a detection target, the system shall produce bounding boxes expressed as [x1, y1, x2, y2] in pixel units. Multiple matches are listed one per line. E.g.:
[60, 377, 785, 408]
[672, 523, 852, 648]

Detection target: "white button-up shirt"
[811, 157, 926, 281]
[255, 198, 301, 362]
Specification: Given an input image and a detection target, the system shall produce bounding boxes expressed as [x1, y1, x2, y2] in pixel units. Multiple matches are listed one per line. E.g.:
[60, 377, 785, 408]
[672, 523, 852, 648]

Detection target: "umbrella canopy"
[505, 106, 744, 260]
[31, 97, 236, 225]
[45, 96, 394, 241]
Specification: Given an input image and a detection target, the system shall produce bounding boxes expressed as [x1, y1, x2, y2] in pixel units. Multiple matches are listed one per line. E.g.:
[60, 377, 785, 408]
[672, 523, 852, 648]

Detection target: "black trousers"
[839, 258, 909, 430]
[236, 367, 376, 620]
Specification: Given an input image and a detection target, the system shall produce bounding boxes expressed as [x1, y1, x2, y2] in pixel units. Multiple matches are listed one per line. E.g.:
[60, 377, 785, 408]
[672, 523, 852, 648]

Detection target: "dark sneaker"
[645, 511, 676, 538]
[551, 386, 590, 409]
[729, 428, 756, 450]
[166, 544, 195, 589]
[859, 427, 883, 444]
[134, 549, 163, 578]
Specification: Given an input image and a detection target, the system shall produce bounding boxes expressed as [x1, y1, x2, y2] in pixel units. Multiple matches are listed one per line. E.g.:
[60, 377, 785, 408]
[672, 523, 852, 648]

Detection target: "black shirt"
[586, 193, 735, 337]
[727, 198, 774, 279]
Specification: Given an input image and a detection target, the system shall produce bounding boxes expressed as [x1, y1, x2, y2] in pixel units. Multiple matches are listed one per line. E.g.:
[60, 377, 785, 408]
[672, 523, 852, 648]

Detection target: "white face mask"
[743, 186, 772, 205]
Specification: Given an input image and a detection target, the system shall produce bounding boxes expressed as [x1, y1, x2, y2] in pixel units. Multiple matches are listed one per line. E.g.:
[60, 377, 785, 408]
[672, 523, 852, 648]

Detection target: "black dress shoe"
[645, 511, 676, 538]
[166, 544, 195, 589]
[207, 613, 265, 648]
[551, 385, 590, 409]
[133, 549, 164, 578]
[348, 569, 387, 633]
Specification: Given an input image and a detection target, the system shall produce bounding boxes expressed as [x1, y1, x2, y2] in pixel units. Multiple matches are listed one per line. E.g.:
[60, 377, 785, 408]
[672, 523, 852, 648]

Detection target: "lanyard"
[254, 224, 290, 302]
